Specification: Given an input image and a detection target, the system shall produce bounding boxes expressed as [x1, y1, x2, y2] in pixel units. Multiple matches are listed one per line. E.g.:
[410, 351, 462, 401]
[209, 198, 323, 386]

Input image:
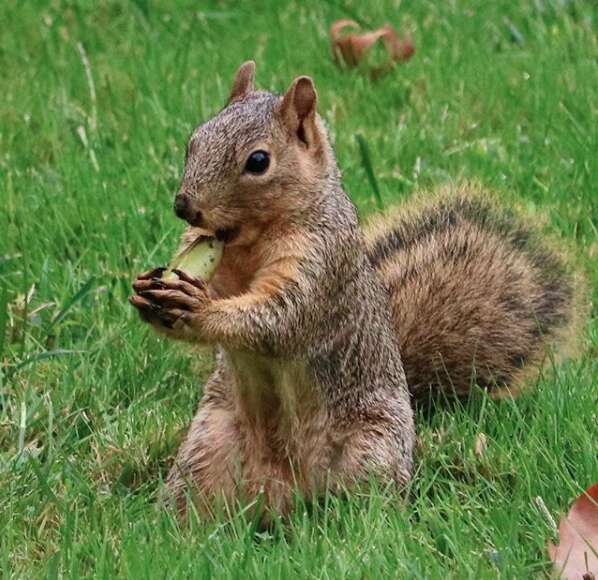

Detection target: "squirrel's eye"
[244, 150, 270, 175]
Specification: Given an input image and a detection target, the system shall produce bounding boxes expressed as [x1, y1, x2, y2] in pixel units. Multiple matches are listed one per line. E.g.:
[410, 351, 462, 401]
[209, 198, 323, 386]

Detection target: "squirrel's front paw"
[129, 267, 211, 342]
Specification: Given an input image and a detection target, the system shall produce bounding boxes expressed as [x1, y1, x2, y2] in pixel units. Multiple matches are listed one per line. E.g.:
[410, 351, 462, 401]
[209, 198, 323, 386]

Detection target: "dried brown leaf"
[548, 483, 598, 579]
[330, 19, 415, 74]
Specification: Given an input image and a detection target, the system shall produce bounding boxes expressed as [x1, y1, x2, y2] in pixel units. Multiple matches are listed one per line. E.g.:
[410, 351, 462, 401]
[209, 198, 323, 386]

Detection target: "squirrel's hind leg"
[163, 363, 247, 520]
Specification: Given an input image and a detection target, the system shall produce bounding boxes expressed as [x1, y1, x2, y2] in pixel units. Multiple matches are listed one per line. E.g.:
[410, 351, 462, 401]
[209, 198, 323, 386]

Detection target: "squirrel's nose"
[174, 195, 203, 226]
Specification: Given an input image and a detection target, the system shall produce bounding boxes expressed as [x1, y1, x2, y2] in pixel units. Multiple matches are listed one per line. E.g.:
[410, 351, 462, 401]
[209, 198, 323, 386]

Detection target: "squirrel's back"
[365, 183, 586, 402]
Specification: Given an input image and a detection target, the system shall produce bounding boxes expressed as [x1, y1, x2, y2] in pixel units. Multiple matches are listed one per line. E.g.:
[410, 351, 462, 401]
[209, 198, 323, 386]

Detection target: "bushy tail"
[365, 184, 587, 402]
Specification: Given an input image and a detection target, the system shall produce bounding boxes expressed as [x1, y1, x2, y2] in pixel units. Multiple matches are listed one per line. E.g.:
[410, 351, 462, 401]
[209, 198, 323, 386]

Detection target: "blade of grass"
[48, 277, 95, 331]
[0, 284, 8, 361]
[11, 349, 84, 374]
[356, 134, 384, 210]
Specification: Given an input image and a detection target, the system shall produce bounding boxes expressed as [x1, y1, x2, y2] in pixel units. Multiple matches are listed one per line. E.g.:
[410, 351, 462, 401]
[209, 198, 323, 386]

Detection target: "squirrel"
[129, 61, 585, 520]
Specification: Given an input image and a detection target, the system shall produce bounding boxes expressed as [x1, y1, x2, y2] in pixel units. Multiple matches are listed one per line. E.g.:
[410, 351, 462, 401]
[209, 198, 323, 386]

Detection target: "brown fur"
[130, 62, 585, 521]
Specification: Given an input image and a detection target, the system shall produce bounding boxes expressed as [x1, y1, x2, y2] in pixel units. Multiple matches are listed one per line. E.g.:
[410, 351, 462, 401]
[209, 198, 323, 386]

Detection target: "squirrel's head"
[174, 61, 334, 246]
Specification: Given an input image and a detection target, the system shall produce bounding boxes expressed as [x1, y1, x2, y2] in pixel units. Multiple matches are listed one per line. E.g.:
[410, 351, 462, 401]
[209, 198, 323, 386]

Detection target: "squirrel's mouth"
[215, 226, 241, 244]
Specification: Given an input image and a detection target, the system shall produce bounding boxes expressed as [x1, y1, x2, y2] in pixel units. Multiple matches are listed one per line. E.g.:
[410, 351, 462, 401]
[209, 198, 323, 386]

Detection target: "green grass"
[1, 0, 596, 577]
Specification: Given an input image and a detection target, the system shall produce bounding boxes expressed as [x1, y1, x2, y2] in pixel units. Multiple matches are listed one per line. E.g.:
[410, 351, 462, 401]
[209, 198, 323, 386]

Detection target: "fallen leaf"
[330, 20, 414, 76]
[548, 483, 598, 579]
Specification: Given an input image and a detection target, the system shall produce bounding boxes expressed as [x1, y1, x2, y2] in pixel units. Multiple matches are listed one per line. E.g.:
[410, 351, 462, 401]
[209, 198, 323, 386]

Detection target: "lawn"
[1, 0, 596, 577]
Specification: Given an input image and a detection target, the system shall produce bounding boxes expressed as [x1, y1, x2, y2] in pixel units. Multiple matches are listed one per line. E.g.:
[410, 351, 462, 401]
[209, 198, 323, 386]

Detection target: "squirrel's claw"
[130, 269, 211, 341]
[129, 293, 163, 324]
[172, 269, 207, 290]
[129, 293, 181, 329]
[139, 289, 199, 311]
[129, 293, 152, 310]
[133, 275, 207, 299]
[135, 266, 167, 282]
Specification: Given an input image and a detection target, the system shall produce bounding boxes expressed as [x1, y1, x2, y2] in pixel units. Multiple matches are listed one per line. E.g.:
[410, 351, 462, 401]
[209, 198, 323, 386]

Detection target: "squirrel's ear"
[228, 61, 256, 104]
[278, 76, 319, 147]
